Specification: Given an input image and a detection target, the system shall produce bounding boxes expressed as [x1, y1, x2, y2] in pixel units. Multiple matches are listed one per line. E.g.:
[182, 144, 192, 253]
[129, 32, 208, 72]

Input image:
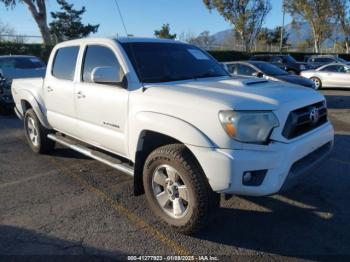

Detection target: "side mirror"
[252, 72, 264, 78]
[91, 66, 123, 85]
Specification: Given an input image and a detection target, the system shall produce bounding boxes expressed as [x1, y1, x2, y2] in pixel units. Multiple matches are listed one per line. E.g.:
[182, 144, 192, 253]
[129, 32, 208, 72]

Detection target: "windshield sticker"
[187, 49, 209, 60]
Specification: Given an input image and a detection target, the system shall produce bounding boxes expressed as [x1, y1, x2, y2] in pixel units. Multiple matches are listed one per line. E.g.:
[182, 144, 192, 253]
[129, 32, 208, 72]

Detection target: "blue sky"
[0, 0, 291, 38]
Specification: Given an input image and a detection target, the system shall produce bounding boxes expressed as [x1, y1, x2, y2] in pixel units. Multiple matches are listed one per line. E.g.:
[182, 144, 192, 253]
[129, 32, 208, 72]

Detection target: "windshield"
[120, 42, 229, 83]
[283, 55, 297, 63]
[253, 62, 288, 76]
[0, 57, 45, 70]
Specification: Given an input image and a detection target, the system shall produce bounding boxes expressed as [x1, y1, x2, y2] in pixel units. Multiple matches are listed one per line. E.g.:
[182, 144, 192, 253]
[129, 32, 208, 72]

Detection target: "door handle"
[76, 91, 86, 99]
[47, 86, 53, 92]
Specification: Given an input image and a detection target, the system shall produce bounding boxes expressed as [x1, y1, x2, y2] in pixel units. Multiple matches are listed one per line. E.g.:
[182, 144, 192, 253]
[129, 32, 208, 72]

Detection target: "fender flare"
[129, 111, 215, 161]
[17, 90, 51, 129]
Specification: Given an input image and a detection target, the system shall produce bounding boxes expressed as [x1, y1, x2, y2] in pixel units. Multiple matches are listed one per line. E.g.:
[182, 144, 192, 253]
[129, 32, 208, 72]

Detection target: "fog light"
[243, 172, 252, 183]
[242, 170, 267, 186]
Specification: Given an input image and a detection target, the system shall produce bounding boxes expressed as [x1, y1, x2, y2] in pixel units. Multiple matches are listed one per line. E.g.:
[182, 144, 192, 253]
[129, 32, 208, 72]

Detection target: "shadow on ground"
[324, 90, 350, 109]
[0, 225, 125, 259]
[50, 147, 90, 160]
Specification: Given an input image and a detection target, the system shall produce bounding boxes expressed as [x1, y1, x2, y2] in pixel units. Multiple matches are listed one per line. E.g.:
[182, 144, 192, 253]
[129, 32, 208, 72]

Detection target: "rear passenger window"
[82, 45, 121, 83]
[52, 46, 79, 80]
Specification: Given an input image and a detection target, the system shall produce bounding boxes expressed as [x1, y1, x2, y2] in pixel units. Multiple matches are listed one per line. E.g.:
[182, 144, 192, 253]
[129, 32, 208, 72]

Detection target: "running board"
[47, 134, 134, 176]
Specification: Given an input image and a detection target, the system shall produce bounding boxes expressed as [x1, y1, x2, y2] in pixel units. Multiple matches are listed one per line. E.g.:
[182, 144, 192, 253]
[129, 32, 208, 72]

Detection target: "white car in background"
[301, 63, 350, 89]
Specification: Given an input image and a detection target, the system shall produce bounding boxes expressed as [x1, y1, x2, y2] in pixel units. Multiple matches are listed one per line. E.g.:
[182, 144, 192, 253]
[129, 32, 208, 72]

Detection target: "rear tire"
[24, 109, 55, 154]
[143, 144, 217, 235]
[310, 77, 322, 90]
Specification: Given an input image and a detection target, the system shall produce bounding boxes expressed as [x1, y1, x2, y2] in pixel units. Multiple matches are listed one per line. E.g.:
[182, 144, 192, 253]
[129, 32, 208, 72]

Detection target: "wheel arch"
[17, 90, 51, 129]
[133, 129, 211, 196]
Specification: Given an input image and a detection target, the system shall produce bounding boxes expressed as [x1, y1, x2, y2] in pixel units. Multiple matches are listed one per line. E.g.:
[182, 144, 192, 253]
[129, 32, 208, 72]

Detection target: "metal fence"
[0, 34, 43, 44]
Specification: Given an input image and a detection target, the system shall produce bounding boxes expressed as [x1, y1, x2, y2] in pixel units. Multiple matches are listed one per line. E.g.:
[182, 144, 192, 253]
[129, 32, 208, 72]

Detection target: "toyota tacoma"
[11, 38, 334, 234]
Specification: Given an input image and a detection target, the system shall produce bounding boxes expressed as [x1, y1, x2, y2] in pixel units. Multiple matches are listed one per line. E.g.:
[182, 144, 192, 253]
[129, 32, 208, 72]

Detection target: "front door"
[74, 45, 129, 157]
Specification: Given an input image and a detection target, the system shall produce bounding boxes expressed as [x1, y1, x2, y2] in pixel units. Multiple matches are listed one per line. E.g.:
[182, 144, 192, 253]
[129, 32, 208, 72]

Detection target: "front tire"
[24, 109, 55, 154]
[310, 77, 322, 90]
[143, 144, 216, 235]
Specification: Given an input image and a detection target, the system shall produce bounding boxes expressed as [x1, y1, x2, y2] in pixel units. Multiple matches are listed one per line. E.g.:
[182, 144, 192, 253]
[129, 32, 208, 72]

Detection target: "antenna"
[114, 0, 129, 37]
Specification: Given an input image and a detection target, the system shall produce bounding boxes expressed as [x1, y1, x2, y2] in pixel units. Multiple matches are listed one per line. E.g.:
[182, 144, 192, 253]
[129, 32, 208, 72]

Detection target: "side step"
[47, 133, 134, 176]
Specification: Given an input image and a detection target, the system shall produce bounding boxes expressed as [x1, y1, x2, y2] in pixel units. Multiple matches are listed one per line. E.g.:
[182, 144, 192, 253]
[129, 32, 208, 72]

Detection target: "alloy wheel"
[152, 164, 189, 219]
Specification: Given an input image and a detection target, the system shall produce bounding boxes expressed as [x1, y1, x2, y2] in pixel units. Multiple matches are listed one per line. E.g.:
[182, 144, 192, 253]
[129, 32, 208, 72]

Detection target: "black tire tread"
[144, 144, 218, 235]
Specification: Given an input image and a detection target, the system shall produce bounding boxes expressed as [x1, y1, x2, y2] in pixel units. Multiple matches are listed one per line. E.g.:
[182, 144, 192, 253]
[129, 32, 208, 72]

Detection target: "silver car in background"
[301, 63, 350, 90]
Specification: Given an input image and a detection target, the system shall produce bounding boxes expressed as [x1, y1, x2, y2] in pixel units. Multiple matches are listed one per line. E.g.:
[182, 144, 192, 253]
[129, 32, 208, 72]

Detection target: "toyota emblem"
[309, 107, 320, 124]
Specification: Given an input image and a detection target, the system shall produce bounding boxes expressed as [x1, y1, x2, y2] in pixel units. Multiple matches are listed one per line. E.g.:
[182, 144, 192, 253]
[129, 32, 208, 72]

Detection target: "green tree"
[258, 28, 273, 44]
[50, 0, 99, 42]
[0, 0, 51, 45]
[154, 24, 177, 39]
[271, 26, 289, 46]
[332, 0, 350, 53]
[203, 0, 271, 52]
[257, 27, 288, 51]
[285, 0, 334, 53]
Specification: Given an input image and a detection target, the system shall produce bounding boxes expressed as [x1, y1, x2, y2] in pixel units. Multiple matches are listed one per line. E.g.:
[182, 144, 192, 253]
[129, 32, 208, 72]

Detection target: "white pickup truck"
[12, 37, 334, 234]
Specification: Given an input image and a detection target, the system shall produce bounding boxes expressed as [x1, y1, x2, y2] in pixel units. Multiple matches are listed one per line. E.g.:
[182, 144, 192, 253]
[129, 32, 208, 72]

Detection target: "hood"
[144, 76, 324, 111]
[0, 67, 46, 81]
[274, 74, 314, 88]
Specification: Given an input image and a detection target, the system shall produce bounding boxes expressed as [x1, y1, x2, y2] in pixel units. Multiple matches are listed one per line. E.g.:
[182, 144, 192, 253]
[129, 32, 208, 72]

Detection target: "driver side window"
[236, 64, 256, 76]
[321, 65, 343, 72]
[82, 45, 122, 83]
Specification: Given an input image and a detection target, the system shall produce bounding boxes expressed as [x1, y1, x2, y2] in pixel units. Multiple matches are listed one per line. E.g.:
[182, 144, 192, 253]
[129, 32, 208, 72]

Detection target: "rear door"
[334, 65, 350, 87]
[74, 44, 129, 157]
[44, 46, 80, 135]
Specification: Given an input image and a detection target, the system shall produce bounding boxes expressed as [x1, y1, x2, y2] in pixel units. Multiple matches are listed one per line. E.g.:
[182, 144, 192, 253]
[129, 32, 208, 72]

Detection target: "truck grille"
[282, 101, 328, 139]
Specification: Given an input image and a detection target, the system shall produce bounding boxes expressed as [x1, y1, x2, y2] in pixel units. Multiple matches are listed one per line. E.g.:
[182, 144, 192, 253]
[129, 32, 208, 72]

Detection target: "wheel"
[143, 144, 217, 234]
[24, 109, 55, 154]
[310, 77, 322, 90]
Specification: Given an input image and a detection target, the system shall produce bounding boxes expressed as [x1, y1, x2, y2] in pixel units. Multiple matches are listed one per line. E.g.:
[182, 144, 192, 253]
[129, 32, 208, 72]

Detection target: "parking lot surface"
[0, 89, 349, 260]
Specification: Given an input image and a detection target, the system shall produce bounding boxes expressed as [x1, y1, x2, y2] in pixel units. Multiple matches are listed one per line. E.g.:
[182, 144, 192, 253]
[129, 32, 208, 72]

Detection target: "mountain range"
[211, 22, 345, 48]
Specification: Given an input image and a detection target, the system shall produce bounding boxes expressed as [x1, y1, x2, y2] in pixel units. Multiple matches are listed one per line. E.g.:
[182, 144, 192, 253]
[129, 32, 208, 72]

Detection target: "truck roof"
[117, 37, 183, 44]
[53, 37, 185, 49]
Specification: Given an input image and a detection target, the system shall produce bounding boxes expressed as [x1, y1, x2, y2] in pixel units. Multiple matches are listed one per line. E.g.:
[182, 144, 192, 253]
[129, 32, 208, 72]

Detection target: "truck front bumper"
[188, 122, 334, 196]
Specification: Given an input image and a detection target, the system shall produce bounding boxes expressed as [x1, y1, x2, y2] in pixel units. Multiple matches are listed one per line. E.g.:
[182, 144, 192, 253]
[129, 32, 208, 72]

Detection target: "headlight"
[300, 64, 306, 70]
[219, 111, 279, 144]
